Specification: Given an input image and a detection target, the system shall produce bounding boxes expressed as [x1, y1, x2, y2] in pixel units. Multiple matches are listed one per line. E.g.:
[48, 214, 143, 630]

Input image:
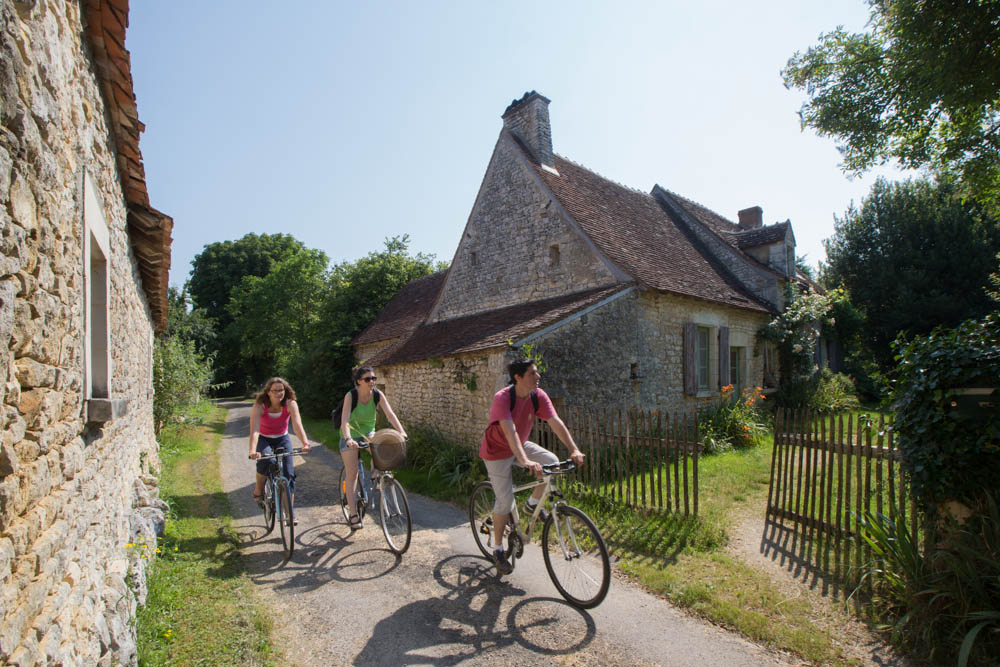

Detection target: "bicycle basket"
[369, 428, 407, 470]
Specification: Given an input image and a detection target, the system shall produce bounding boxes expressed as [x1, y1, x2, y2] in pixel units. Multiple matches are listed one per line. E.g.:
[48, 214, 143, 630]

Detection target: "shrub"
[811, 369, 862, 411]
[891, 312, 1000, 514]
[153, 336, 215, 435]
[856, 492, 1000, 666]
[769, 369, 862, 412]
[405, 425, 485, 494]
[698, 386, 768, 454]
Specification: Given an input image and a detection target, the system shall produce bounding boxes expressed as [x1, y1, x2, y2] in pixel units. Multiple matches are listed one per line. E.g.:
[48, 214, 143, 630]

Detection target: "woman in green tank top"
[338, 365, 407, 530]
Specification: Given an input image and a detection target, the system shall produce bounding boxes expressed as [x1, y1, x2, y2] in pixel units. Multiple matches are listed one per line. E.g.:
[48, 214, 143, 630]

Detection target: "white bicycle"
[469, 460, 611, 608]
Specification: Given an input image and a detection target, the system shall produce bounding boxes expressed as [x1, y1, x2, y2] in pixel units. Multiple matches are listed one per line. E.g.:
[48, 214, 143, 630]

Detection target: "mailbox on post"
[945, 387, 999, 420]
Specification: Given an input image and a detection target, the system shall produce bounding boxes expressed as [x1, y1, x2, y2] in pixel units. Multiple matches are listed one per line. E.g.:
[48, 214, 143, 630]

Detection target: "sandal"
[252, 491, 264, 507]
[348, 513, 363, 530]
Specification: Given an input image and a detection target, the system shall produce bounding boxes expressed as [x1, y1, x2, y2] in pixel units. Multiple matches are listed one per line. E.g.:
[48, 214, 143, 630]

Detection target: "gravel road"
[219, 401, 792, 666]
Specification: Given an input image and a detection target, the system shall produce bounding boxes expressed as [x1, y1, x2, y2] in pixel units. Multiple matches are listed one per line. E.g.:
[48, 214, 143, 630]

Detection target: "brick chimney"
[738, 206, 763, 230]
[502, 91, 554, 169]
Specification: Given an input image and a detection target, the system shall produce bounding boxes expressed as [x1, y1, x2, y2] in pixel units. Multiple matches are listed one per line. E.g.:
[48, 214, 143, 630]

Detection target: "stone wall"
[376, 290, 770, 446]
[1, 1, 163, 664]
[525, 290, 770, 416]
[374, 351, 507, 445]
[429, 134, 617, 323]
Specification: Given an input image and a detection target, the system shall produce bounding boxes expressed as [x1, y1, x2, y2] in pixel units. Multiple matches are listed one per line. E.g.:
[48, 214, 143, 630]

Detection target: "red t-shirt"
[479, 386, 556, 460]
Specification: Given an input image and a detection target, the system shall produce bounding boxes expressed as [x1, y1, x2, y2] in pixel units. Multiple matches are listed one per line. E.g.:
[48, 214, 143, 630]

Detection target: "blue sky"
[128, 1, 905, 288]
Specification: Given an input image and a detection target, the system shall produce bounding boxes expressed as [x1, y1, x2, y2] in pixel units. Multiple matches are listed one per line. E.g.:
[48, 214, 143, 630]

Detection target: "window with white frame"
[84, 173, 111, 401]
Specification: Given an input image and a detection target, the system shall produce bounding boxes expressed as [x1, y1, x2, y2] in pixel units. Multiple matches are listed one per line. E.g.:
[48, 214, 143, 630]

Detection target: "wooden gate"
[767, 409, 919, 589]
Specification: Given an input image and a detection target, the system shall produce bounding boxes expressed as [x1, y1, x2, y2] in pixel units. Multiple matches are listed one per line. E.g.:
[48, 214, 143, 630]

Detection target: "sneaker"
[525, 501, 548, 522]
[493, 548, 513, 575]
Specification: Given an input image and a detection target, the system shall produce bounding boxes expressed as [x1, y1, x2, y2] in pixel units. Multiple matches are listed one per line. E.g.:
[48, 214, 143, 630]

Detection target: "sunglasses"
[361, 376, 377, 383]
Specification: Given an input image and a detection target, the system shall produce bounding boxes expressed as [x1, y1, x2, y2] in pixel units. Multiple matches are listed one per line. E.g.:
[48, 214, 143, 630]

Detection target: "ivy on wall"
[891, 312, 1000, 514]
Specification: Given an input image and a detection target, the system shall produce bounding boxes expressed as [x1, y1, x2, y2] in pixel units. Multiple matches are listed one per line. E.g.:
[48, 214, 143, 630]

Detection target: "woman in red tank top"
[249, 377, 311, 505]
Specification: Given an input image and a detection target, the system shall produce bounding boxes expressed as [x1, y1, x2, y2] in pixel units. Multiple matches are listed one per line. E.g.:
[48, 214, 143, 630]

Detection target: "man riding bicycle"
[479, 358, 585, 574]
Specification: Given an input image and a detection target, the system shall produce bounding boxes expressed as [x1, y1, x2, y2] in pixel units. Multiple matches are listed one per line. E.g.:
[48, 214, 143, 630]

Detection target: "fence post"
[766, 409, 783, 519]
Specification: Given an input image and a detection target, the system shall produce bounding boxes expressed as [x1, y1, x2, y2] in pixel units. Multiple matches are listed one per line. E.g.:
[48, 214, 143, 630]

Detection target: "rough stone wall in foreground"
[430, 135, 617, 323]
[1, 1, 162, 664]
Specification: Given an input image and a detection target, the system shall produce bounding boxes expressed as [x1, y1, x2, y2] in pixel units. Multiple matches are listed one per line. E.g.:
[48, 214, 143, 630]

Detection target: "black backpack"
[331, 387, 381, 429]
[508, 384, 539, 413]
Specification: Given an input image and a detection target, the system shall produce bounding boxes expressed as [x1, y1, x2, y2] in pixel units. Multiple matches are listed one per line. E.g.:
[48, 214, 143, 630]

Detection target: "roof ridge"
[554, 154, 651, 197]
[657, 187, 740, 230]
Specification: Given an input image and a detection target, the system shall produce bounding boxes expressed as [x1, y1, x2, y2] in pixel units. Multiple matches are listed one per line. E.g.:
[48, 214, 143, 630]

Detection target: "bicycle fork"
[550, 504, 582, 561]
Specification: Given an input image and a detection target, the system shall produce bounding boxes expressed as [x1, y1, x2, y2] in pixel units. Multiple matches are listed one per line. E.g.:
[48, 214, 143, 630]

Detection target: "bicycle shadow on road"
[352, 554, 596, 665]
[240, 520, 407, 593]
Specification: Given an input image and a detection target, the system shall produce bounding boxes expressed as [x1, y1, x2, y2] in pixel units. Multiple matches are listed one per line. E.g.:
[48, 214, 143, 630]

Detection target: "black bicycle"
[339, 438, 412, 554]
[253, 447, 307, 558]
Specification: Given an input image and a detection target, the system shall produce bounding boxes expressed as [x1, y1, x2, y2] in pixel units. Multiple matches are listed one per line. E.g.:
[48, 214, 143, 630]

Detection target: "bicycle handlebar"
[348, 436, 410, 450]
[249, 447, 309, 461]
[542, 460, 577, 474]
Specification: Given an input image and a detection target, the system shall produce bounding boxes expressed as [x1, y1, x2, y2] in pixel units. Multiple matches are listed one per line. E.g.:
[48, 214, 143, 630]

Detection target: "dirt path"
[218, 401, 792, 666]
[726, 512, 914, 666]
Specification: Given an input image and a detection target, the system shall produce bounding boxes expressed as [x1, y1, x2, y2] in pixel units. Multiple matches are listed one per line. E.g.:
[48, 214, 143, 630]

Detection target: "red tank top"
[259, 404, 290, 436]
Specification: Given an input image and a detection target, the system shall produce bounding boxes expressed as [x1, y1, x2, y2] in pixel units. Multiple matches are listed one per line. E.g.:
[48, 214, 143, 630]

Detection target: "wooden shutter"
[683, 323, 697, 395]
[718, 326, 730, 388]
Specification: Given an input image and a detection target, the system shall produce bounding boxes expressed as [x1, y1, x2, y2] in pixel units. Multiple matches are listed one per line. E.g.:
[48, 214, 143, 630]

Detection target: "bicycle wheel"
[277, 479, 294, 558]
[378, 477, 412, 555]
[541, 504, 611, 609]
[469, 481, 498, 558]
[339, 467, 366, 522]
[263, 476, 276, 534]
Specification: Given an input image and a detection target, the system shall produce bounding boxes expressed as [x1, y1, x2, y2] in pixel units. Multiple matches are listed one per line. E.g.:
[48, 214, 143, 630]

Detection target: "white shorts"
[482, 441, 558, 515]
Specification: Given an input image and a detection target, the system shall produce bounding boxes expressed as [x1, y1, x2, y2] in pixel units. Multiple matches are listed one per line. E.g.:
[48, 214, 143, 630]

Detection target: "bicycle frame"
[509, 461, 579, 557]
[256, 448, 305, 530]
[509, 475, 558, 545]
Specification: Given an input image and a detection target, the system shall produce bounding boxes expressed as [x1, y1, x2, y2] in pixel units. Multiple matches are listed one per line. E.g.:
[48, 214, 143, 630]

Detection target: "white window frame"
[83, 171, 126, 422]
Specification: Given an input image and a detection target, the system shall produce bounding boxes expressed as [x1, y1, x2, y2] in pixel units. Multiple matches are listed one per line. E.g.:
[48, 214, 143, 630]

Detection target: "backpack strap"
[373, 387, 382, 407]
[508, 385, 539, 414]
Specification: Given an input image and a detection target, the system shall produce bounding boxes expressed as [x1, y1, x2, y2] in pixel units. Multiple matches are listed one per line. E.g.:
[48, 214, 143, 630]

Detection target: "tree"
[187, 233, 308, 391]
[782, 0, 1000, 214]
[165, 285, 216, 355]
[823, 177, 1000, 371]
[284, 235, 444, 417]
[226, 248, 329, 385]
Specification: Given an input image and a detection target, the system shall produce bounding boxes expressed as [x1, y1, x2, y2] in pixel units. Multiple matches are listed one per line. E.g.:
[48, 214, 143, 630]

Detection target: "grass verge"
[137, 402, 273, 665]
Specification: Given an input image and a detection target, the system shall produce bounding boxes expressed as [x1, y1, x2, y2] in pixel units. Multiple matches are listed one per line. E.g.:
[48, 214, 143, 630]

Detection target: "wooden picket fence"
[767, 408, 920, 591]
[534, 406, 700, 516]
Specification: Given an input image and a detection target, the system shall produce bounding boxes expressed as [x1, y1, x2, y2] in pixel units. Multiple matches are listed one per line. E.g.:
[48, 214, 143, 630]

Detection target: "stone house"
[355, 92, 805, 446]
[1, 0, 172, 664]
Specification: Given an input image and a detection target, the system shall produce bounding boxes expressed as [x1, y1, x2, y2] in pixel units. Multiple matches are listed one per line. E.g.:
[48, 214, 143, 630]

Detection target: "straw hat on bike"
[369, 428, 407, 470]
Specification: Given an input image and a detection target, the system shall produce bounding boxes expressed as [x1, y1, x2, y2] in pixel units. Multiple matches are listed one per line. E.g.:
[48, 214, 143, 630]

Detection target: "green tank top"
[347, 392, 377, 439]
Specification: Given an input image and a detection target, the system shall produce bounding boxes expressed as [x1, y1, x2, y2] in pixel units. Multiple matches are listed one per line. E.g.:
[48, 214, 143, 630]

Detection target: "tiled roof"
[84, 0, 172, 331]
[528, 150, 771, 313]
[725, 221, 791, 249]
[662, 190, 743, 239]
[353, 271, 448, 345]
[369, 285, 629, 366]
